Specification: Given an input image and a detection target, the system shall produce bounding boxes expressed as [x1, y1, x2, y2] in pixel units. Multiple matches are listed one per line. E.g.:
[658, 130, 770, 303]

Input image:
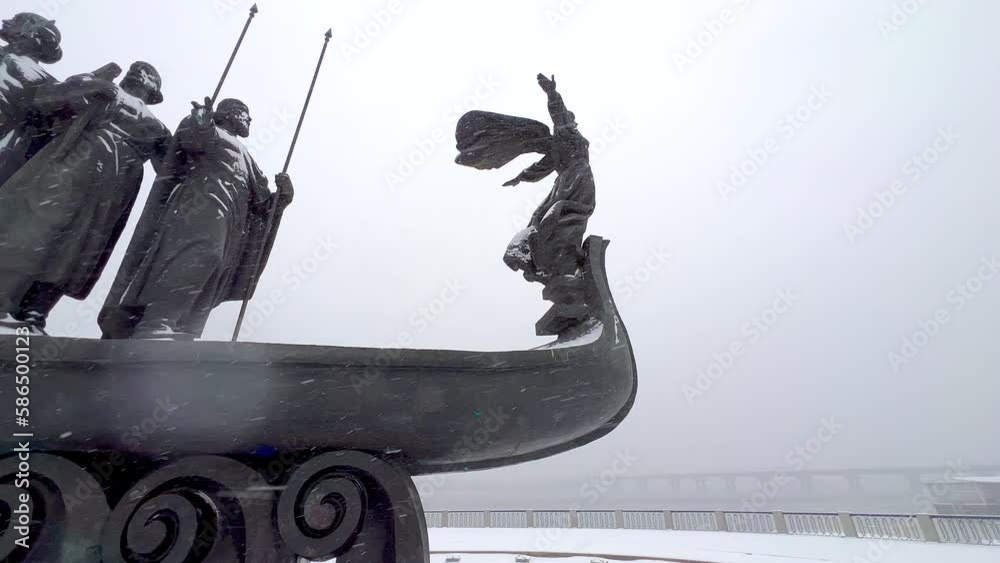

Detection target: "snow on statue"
[0, 60, 170, 334]
[99, 97, 294, 340]
[0, 13, 62, 186]
[456, 74, 596, 335]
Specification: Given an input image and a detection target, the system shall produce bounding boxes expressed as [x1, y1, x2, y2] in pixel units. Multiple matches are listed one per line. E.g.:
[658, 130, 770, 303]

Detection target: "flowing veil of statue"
[455, 75, 597, 335]
[456, 111, 554, 174]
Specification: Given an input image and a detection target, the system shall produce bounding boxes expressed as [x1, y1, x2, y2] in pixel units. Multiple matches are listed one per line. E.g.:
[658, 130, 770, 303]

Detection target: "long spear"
[232, 28, 333, 342]
[211, 3, 259, 105]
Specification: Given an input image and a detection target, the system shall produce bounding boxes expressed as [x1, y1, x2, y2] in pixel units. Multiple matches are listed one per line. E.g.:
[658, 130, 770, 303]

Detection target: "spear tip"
[250, 3, 259, 14]
[325, 28, 333, 40]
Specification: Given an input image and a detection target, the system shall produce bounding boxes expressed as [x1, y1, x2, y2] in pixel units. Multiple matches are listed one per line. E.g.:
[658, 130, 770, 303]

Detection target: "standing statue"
[0, 12, 62, 186]
[456, 74, 596, 335]
[99, 97, 295, 340]
[0, 61, 170, 333]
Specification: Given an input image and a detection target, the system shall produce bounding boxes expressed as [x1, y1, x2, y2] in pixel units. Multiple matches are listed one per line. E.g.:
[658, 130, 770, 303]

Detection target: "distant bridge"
[424, 509, 1000, 546]
[418, 465, 1000, 514]
[613, 465, 1000, 499]
[623, 464, 993, 486]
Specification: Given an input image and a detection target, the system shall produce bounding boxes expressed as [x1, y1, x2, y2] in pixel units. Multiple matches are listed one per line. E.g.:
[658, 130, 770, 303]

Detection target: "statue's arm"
[503, 153, 556, 188]
[273, 172, 294, 210]
[148, 123, 173, 176]
[538, 74, 572, 128]
[32, 74, 115, 115]
[245, 167, 293, 293]
[243, 150, 293, 213]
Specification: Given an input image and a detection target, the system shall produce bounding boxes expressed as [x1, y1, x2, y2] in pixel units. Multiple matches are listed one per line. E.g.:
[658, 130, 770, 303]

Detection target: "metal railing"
[853, 514, 923, 541]
[786, 512, 843, 537]
[934, 515, 1000, 545]
[426, 509, 1000, 546]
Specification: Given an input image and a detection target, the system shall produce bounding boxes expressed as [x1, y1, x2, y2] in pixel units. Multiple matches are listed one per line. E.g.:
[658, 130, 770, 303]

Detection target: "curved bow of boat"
[418, 235, 638, 473]
[0, 236, 637, 474]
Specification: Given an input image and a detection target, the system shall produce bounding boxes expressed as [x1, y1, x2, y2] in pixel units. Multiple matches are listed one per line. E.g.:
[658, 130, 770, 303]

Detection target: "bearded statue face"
[215, 99, 253, 138]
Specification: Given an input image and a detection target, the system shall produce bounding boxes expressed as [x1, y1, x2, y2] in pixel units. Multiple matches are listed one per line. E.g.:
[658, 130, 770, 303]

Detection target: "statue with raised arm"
[98, 97, 295, 340]
[456, 74, 596, 335]
[0, 60, 170, 334]
[0, 12, 62, 186]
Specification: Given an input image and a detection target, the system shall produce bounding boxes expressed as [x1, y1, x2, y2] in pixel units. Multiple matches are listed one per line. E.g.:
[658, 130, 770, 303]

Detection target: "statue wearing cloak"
[98, 98, 294, 340]
[0, 13, 62, 186]
[456, 74, 595, 285]
[0, 61, 169, 330]
[456, 74, 596, 335]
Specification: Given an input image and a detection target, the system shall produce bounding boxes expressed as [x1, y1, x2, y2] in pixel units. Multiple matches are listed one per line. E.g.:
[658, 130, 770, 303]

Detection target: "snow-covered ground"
[428, 528, 998, 563]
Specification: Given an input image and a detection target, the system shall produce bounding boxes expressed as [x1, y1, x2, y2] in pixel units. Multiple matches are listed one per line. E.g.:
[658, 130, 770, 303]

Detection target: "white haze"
[11, 0, 1000, 505]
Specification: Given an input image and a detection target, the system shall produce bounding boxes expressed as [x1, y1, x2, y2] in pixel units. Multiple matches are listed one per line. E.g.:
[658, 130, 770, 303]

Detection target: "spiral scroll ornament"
[276, 450, 429, 563]
[99, 455, 278, 563]
[0, 453, 109, 563]
[276, 452, 367, 560]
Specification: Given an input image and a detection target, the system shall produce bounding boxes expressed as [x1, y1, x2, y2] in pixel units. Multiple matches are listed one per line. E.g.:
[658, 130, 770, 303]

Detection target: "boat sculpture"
[0, 74, 637, 563]
[0, 237, 635, 562]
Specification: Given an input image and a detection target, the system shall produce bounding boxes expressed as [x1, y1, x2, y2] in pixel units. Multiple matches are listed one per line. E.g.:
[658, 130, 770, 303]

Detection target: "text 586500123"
[11, 326, 33, 549]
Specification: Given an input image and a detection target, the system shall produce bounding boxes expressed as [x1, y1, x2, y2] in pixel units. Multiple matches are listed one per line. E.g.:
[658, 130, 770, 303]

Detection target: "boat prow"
[0, 236, 636, 474]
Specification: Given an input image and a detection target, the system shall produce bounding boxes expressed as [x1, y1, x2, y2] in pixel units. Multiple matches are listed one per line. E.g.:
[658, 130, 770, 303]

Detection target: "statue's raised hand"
[87, 78, 118, 103]
[537, 73, 557, 94]
[63, 75, 117, 112]
[190, 96, 215, 122]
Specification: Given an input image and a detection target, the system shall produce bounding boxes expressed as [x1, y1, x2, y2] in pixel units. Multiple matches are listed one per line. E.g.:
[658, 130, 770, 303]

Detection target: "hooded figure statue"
[0, 60, 170, 333]
[0, 12, 63, 186]
[456, 73, 595, 287]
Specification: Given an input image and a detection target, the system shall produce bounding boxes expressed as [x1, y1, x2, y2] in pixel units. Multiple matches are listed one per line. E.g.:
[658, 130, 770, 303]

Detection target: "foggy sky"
[12, 0, 1000, 504]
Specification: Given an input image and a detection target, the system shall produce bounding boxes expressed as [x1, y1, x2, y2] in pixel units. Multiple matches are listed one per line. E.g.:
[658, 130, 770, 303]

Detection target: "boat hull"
[0, 237, 636, 474]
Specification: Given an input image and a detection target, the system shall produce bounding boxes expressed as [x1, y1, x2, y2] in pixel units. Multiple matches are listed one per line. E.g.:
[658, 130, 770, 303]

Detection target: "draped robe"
[455, 93, 596, 284]
[0, 46, 56, 186]
[0, 76, 169, 312]
[99, 113, 287, 339]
